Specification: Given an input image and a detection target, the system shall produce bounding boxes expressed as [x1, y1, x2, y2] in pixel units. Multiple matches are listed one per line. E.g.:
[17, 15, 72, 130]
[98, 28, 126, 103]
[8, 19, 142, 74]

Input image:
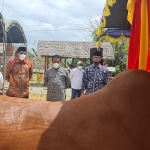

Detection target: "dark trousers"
[71, 88, 81, 99]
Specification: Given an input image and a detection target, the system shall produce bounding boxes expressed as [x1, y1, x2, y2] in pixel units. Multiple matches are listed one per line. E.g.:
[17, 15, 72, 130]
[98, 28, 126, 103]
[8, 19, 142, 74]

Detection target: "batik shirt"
[5, 58, 33, 98]
[81, 64, 109, 95]
[44, 66, 70, 101]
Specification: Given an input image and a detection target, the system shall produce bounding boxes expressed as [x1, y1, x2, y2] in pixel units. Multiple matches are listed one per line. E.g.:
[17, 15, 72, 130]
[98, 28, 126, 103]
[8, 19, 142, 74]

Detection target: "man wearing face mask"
[44, 55, 70, 101]
[5, 47, 33, 98]
[81, 51, 109, 95]
[70, 61, 84, 99]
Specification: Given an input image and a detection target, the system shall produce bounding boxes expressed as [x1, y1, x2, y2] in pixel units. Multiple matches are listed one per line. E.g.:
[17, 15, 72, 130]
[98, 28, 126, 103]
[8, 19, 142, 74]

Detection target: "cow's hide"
[0, 69, 150, 150]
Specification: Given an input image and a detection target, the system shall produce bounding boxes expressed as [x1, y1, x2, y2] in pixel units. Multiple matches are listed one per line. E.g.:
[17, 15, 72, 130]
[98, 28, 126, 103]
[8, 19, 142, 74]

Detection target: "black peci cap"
[17, 47, 27, 53]
[93, 51, 102, 57]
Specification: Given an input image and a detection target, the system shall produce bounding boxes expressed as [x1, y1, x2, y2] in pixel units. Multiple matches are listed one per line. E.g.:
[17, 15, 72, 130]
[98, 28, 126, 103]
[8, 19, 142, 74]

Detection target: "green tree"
[106, 39, 128, 76]
[27, 50, 35, 60]
[73, 58, 90, 68]
[92, 28, 107, 42]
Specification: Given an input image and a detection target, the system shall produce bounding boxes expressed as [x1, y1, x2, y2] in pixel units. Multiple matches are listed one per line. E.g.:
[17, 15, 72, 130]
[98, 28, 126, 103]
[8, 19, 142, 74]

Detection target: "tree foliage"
[106, 40, 128, 76]
[27, 50, 36, 60]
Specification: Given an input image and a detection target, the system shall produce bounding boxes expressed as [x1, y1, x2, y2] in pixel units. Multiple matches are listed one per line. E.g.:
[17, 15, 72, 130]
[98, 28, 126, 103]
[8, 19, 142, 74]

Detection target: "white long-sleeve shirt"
[70, 68, 84, 89]
[0, 73, 3, 89]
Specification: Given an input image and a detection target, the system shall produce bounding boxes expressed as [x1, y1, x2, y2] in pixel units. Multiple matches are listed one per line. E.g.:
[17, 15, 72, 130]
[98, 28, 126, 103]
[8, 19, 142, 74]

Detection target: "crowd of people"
[1, 46, 110, 101]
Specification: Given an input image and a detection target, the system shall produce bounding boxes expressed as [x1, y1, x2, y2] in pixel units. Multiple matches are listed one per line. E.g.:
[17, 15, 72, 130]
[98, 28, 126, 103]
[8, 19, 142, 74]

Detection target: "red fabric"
[134, 0, 141, 2]
[128, 0, 142, 69]
[146, 0, 150, 71]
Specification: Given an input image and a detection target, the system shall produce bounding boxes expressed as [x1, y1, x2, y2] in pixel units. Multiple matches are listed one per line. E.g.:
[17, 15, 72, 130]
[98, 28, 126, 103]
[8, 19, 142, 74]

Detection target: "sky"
[1, 0, 105, 50]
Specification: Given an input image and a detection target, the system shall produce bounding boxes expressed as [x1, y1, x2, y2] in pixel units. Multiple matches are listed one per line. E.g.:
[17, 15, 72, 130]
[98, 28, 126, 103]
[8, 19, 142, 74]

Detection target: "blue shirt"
[81, 64, 109, 95]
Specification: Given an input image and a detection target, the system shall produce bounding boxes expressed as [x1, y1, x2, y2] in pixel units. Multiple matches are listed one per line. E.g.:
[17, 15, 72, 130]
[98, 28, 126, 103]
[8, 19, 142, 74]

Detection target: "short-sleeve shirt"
[44, 66, 70, 101]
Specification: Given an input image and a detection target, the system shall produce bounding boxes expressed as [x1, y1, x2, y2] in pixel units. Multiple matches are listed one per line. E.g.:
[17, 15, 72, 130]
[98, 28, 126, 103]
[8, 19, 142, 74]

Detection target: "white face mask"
[19, 54, 26, 60]
[78, 66, 83, 70]
[53, 63, 60, 69]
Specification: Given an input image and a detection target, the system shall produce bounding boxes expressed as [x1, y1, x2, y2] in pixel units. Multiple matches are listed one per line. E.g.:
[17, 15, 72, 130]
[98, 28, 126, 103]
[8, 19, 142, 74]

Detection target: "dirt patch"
[29, 93, 70, 101]
[29, 93, 46, 100]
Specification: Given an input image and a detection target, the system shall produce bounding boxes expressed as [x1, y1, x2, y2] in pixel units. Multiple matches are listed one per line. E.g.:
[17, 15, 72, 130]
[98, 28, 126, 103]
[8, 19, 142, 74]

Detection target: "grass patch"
[29, 93, 70, 101]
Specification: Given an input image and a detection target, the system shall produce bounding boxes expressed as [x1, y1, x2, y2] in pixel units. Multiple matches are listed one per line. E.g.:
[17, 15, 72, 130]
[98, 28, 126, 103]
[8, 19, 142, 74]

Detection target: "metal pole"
[2, 31, 6, 95]
[1, 0, 4, 13]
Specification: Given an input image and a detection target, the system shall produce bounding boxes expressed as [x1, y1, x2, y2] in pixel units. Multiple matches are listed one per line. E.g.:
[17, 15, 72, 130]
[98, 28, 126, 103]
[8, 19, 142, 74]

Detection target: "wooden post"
[44, 56, 47, 74]
[65, 58, 67, 68]
[44, 56, 47, 86]
[72, 58, 74, 64]
[47, 57, 49, 69]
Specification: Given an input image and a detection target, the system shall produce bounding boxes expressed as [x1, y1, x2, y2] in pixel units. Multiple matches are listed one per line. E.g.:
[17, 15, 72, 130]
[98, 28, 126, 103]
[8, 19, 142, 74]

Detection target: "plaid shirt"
[81, 64, 109, 95]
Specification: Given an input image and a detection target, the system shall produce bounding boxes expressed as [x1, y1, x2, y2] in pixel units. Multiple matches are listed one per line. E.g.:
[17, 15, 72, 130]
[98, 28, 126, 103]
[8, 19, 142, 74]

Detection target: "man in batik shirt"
[81, 51, 109, 95]
[5, 47, 33, 98]
[44, 55, 70, 101]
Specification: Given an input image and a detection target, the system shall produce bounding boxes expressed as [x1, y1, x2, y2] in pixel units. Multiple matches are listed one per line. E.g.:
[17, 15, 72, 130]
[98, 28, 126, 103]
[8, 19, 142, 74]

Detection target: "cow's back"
[0, 69, 150, 150]
[0, 97, 63, 150]
[38, 69, 150, 150]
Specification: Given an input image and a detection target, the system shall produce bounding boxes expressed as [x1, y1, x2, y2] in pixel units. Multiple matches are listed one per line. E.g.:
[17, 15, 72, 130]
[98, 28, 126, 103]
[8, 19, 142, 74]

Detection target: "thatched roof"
[100, 42, 114, 59]
[36, 41, 114, 59]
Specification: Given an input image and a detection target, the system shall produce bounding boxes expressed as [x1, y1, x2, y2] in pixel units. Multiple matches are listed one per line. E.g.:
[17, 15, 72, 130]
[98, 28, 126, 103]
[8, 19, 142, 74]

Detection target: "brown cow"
[0, 69, 150, 150]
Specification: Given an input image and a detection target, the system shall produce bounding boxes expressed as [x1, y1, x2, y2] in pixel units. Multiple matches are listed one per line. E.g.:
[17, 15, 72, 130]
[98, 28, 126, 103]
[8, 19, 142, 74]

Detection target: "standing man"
[68, 64, 75, 73]
[81, 51, 109, 95]
[5, 47, 33, 98]
[69, 64, 75, 71]
[70, 61, 84, 99]
[44, 55, 70, 101]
